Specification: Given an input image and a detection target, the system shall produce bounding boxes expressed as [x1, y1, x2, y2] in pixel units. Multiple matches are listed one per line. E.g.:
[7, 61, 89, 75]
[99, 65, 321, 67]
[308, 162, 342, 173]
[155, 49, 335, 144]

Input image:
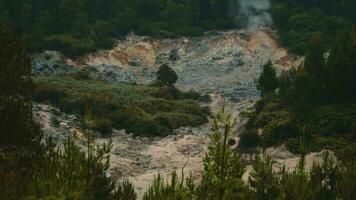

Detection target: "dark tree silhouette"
[0, 21, 42, 198]
[257, 61, 278, 97]
[156, 63, 178, 86]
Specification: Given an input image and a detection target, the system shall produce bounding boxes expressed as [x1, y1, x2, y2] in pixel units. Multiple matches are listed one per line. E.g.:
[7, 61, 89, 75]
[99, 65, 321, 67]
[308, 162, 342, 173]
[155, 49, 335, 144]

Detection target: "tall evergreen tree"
[304, 34, 325, 79]
[257, 61, 278, 97]
[325, 30, 356, 101]
[303, 34, 326, 102]
[202, 107, 246, 200]
[0, 20, 43, 199]
[249, 153, 279, 200]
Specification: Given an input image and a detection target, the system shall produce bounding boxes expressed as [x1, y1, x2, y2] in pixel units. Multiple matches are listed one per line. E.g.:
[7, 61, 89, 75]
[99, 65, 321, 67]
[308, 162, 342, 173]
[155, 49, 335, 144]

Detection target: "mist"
[232, 0, 273, 32]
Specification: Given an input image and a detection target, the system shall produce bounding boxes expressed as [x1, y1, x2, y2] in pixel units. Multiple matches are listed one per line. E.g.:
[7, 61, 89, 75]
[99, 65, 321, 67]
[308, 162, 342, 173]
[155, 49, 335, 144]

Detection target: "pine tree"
[278, 134, 315, 200]
[25, 136, 130, 200]
[202, 107, 246, 200]
[142, 172, 193, 200]
[249, 153, 279, 200]
[336, 147, 356, 200]
[257, 61, 278, 97]
[0, 20, 43, 199]
[304, 34, 325, 80]
[303, 34, 326, 103]
[310, 151, 338, 200]
[325, 30, 356, 101]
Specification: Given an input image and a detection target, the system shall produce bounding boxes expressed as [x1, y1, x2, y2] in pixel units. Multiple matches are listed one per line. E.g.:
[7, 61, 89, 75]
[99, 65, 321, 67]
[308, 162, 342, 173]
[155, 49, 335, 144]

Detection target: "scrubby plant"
[156, 64, 178, 86]
[143, 172, 194, 200]
[238, 129, 260, 151]
[34, 76, 210, 136]
[114, 180, 137, 200]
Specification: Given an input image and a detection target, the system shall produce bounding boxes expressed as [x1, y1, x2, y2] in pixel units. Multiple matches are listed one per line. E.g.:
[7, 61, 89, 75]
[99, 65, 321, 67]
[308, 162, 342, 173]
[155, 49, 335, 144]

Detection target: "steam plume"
[234, 0, 273, 31]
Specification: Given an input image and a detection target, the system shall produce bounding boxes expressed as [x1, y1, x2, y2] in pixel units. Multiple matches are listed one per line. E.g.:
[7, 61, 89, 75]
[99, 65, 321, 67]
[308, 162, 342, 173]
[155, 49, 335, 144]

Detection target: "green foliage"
[156, 64, 178, 86]
[310, 151, 338, 200]
[202, 107, 246, 200]
[238, 129, 260, 150]
[324, 31, 356, 101]
[249, 153, 279, 200]
[271, 0, 355, 54]
[34, 76, 210, 136]
[257, 61, 278, 97]
[115, 180, 137, 200]
[252, 100, 297, 147]
[143, 172, 195, 200]
[336, 148, 356, 200]
[0, 0, 234, 57]
[24, 137, 114, 199]
[250, 30, 356, 153]
[183, 89, 212, 103]
[0, 21, 43, 199]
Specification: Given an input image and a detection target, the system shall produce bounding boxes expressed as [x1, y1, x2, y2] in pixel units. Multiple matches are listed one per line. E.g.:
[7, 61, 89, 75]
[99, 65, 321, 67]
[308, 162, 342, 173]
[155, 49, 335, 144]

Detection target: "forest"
[271, 0, 356, 54]
[1, 0, 355, 57]
[0, 0, 233, 57]
[240, 31, 356, 158]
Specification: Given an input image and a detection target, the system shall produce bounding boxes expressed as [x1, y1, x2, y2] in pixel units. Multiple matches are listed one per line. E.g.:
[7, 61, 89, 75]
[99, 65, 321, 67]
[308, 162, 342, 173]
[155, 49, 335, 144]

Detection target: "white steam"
[235, 0, 273, 32]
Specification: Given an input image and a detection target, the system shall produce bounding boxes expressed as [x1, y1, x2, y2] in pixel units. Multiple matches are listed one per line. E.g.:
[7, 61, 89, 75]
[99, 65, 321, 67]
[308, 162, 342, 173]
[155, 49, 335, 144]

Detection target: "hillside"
[1, 1, 356, 199]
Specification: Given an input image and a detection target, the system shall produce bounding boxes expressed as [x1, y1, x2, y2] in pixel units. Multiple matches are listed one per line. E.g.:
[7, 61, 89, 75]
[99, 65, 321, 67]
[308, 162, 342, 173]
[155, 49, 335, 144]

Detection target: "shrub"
[183, 90, 211, 102]
[239, 129, 260, 150]
[156, 64, 178, 86]
[34, 76, 210, 136]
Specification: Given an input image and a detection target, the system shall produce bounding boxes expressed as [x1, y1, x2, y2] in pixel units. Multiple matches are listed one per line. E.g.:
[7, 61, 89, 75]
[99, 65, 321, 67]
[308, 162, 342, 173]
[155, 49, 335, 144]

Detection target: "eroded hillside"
[33, 29, 307, 198]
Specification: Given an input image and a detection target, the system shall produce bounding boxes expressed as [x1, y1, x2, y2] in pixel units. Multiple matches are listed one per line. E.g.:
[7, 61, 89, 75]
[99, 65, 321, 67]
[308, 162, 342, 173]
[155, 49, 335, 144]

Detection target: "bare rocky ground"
[33, 29, 325, 199]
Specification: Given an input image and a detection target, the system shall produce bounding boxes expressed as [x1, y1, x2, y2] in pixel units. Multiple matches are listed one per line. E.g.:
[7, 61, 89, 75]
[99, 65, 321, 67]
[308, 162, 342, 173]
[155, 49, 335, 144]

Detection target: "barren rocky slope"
[33, 29, 316, 198]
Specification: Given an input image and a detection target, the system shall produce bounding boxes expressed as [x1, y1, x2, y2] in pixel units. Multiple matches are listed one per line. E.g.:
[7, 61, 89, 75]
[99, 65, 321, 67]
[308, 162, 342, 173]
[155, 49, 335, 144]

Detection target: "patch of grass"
[34, 76, 210, 136]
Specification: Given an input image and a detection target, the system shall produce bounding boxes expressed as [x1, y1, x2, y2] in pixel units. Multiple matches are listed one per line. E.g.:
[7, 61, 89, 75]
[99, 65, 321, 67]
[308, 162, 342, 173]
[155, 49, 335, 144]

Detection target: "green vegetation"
[156, 64, 178, 86]
[202, 107, 247, 199]
[0, 0, 234, 58]
[0, 21, 43, 199]
[257, 61, 278, 97]
[271, 0, 356, 54]
[245, 31, 356, 156]
[34, 75, 210, 136]
[139, 109, 356, 200]
[25, 136, 136, 199]
[1, 0, 354, 57]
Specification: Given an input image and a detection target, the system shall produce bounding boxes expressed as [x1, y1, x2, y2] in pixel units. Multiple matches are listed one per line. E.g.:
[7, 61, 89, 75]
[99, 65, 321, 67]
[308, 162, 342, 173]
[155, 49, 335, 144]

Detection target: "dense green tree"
[310, 151, 338, 200]
[0, 21, 43, 199]
[304, 35, 325, 81]
[302, 34, 326, 103]
[156, 64, 178, 86]
[278, 147, 315, 200]
[143, 172, 195, 200]
[202, 107, 246, 200]
[239, 129, 260, 150]
[324, 30, 356, 101]
[249, 153, 279, 200]
[335, 148, 356, 200]
[257, 61, 279, 97]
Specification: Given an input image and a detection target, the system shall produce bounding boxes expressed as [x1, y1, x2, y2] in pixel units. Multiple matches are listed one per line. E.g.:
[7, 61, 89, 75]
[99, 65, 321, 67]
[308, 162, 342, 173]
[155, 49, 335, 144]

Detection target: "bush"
[156, 64, 178, 86]
[183, 90, 211, 102]
[34, 76, 209, 136]
[239, 129, 260, 150]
